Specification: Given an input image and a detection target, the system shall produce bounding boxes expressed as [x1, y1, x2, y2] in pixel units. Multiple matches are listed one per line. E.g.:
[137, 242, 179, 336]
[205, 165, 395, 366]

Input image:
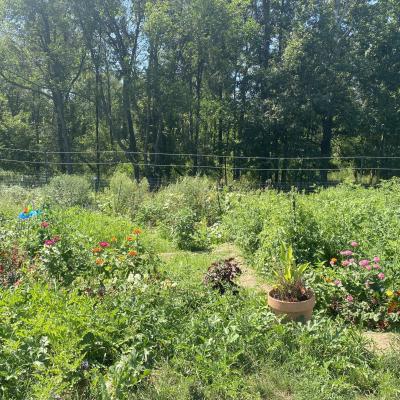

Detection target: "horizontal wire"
[1, 158, 400, 172]
[1, 147, 400, 160]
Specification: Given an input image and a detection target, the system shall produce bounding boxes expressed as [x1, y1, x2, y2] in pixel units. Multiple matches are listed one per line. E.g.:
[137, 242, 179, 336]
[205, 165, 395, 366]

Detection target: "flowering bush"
[313, 241, 399, 330]
[87, 228, 160, 284]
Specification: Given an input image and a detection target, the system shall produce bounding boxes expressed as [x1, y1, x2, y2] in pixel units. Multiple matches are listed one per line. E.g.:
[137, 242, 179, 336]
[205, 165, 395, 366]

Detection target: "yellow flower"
[111, 236, 117, 242]
[386, 290, 394, 297]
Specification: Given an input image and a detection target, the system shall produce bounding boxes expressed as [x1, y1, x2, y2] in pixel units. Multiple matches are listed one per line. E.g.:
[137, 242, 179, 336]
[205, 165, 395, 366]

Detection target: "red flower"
[41, 221, 49, 228]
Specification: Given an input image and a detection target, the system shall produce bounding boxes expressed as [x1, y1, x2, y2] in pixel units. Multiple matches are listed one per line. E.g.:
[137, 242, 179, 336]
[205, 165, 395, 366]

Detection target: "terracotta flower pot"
[268, 291, 316, 322]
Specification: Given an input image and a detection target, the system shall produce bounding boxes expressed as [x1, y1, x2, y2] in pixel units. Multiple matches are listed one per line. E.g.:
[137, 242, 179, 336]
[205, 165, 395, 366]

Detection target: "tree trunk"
[122, 75, 140, 182]
[218, 84, 224, 177]
[193, 59, 204, 174]
[95, 64, 101, 191]
[260, 0, 271, 100]
[52, 90, 72, 174]
[320, 115, 333, 183]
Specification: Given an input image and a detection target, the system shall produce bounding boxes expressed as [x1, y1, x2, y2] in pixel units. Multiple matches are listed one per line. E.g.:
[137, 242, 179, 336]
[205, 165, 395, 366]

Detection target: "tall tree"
[0, 0, 86, 173]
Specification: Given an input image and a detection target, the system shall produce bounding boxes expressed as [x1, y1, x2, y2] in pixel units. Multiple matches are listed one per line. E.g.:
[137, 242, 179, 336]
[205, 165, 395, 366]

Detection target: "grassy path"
[159, 242, 271, 293]
[156, 238, 400, 354]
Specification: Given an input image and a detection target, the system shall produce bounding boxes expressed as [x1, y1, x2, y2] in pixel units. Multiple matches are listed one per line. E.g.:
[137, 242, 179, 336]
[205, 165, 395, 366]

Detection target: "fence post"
[360, 157, 364, 183]
[44, 151, 49, 184]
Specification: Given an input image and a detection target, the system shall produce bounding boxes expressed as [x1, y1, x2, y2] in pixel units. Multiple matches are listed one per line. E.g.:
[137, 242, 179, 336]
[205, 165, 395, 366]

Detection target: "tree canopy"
[0, 0, 399, 187]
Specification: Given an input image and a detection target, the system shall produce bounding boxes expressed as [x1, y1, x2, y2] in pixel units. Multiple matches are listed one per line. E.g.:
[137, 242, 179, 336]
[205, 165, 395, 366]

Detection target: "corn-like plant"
[271, 243, 311, 302]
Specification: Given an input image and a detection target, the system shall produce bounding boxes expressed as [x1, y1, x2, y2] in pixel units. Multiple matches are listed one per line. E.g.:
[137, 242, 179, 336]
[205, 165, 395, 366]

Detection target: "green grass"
[160, 243, 240, 285]
[2, 182, 400, 399]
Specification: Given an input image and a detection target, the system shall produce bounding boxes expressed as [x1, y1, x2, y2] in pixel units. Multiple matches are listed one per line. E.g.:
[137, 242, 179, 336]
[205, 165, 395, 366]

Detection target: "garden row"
[0, 175, 400, 399]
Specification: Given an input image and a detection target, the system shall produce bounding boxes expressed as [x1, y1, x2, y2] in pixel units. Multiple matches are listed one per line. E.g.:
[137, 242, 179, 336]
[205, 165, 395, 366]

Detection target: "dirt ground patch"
[363, 332, 400, 353]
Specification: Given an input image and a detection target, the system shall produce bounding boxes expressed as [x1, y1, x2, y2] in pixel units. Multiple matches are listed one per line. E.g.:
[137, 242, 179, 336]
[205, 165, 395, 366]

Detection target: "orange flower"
[95, 258, 105, 266]
[92, 247, 102, 254]
[133, 228, 142, 235]
[126, 236, 133, 242]
[23, 207, 29, 214]
[388, 300, 399, 314]
[111, 236, 117, 242]
[324, 277, 333, 283]
[128, 250, 138, 257]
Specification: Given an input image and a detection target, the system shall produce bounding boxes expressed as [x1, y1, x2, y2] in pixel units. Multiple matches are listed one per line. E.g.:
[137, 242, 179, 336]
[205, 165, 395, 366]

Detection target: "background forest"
[0, 0, 399, 188]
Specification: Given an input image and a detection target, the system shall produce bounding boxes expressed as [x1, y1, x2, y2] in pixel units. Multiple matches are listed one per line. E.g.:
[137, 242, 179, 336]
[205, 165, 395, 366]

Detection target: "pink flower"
[377, 273, 385, 280]
[349, 258, 355, 264]
[334, 279, 342, 287]
[359, 259, 370, 267]
[373, 264, 381, 270]
[350, 241, 359, 247]
[341, 260, 350, 267]
[365, 265, 372, 271]
[44, 236, 60, 247]
[346, 295, 354, 303]
[340, 250, 353, 256]
[373, 256, 380, 263]
[99, 242, 110, 248]
[41, 221, 49, 228]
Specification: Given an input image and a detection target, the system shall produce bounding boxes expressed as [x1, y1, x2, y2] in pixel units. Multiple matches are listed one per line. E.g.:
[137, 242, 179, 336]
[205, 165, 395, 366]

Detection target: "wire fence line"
[0, 173, 348, 194]
[2, 146, 400, 161]
[0, 149, 394, 193]
[1, 158, 399, 171]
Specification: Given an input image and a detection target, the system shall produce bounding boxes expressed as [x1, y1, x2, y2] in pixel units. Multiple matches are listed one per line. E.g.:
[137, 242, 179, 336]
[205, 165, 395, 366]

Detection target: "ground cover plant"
[0, 178, 400, 399]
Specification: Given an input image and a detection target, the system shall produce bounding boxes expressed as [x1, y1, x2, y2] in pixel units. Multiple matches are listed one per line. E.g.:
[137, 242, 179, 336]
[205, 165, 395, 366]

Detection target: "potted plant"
[268, 243, 315, 322]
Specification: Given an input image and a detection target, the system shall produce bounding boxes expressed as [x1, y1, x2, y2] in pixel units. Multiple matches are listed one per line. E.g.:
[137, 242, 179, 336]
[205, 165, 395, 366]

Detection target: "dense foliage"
[1, 178, 400, 399]
[1, 0, 400, 185]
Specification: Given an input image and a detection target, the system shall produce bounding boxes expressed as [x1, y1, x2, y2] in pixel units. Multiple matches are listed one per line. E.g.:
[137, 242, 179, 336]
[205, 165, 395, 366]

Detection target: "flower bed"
[313, 241, 399, 330]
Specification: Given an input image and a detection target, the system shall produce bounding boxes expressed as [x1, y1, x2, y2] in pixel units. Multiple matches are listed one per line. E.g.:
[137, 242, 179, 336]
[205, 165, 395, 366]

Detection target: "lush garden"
[1, 175, 400, 399]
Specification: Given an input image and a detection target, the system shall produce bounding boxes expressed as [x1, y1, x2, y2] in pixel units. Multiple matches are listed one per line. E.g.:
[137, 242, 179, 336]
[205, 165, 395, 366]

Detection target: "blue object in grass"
[18, 210, 42, 220]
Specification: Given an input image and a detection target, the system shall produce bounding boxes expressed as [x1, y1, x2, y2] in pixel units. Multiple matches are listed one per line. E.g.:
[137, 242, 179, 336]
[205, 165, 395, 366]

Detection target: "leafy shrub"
[204, 258, 242, 294]
[138, 177, 222, 250]
[107, 172, 149, 216]
[222, 191, 290, 257]
[53, 208, 134, 245]
[0, 244, 25, 288]
[224, 180, 400, 282]
[44, 175, 92, 207]
[0, 185, 42, 217]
